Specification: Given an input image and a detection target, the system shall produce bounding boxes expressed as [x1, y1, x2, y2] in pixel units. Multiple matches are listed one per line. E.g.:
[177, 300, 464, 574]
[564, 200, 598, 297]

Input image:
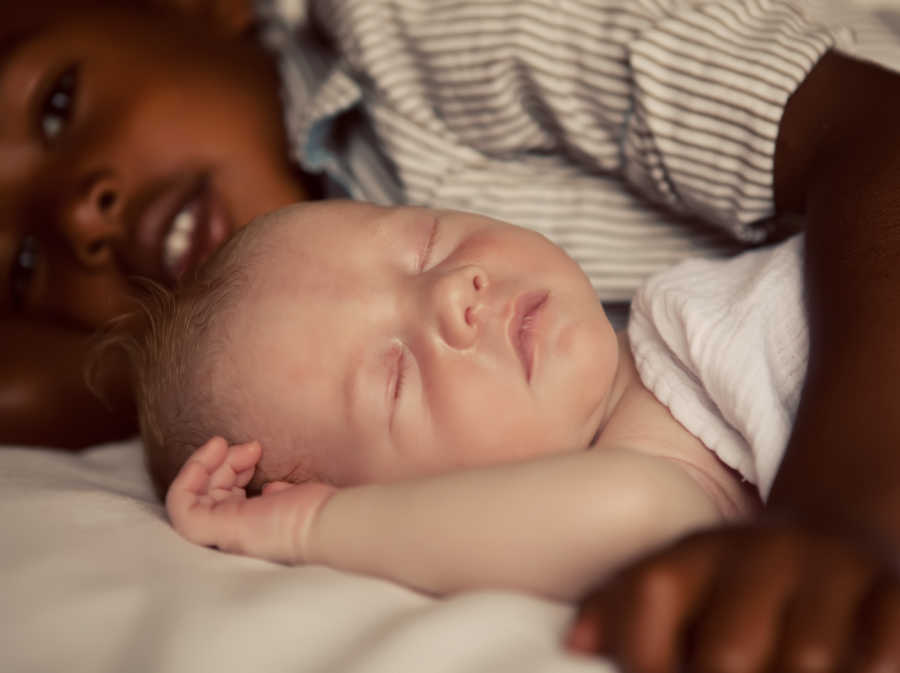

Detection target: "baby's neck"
[599, 330, 643, 427]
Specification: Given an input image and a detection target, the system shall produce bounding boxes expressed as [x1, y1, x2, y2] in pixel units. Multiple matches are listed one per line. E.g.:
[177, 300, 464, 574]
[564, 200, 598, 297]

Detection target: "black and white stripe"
[261, 0, 898, 301]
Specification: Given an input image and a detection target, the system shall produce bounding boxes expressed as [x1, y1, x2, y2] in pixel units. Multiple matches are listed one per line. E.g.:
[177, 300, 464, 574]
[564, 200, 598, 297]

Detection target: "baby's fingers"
[166, 438, 257, 540]
[207, 441, 262, 497]
[166, 437, 229, 510]
[262, 481, 294, 496]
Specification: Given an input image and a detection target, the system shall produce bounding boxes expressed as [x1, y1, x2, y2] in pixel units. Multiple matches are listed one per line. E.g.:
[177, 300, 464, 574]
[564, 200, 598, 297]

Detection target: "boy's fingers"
[569, 530, 728, 673]
[610, 534, 727, 673]
[770, 548, 870, 673]
[565, 606, 606, 653]
[850, 577, 900, 672]
[687, 532, 801, 673]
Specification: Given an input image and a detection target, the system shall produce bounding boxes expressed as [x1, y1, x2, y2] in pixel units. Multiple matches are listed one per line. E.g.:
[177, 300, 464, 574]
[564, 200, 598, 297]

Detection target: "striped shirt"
[256, 0, 900, 303]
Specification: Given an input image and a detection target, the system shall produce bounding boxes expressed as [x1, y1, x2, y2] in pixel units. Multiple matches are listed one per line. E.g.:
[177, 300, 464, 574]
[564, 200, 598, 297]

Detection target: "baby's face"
[233, 202, 620, 486]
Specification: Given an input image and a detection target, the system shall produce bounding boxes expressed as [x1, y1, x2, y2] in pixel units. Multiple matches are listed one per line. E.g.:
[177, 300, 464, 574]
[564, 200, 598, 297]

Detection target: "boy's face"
[0, 1, 305, 329]
[233, 202, 620, 487]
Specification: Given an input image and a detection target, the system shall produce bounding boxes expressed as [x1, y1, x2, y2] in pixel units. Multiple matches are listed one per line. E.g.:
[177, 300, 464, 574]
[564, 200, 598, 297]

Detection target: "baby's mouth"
[510, 291, 549, 382]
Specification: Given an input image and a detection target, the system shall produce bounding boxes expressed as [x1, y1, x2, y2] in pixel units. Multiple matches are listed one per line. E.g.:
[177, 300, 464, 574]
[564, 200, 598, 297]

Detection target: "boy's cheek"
[32, 264, 136, 329]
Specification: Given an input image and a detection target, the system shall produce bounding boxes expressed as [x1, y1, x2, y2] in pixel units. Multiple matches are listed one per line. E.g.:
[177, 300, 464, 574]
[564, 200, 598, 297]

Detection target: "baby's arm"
[309, 447, 725, 600]
[167, 437, 724, 600]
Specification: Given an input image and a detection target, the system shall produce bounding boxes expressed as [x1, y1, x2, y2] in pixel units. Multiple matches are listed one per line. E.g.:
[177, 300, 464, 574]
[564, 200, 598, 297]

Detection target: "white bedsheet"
[1, 440, 608, 673]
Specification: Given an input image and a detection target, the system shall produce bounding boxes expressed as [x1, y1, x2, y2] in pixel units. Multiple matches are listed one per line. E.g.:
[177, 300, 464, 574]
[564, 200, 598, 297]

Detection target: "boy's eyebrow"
[0, 27, 41, 85]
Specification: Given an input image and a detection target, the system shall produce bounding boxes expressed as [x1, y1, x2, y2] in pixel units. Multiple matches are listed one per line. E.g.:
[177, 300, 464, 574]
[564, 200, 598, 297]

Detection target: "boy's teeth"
[163, 206, 197, 273]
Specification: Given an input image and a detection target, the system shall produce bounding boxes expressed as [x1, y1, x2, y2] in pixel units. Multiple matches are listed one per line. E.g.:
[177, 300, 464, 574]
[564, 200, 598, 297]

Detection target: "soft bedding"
[1, 440, 605, 673]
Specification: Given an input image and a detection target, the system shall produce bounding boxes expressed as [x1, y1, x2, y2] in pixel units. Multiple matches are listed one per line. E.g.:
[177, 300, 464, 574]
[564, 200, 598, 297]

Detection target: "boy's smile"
[0, 0, 306, 329]
[227, 202, 623, 488]
[132, 174, 232, 284]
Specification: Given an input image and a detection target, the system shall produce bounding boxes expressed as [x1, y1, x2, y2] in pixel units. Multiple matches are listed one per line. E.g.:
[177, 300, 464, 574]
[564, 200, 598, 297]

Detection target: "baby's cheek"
[559, 316, 616, 382]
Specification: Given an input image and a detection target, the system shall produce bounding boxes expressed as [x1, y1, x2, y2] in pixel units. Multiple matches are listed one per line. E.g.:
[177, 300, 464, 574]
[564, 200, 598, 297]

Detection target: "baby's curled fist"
[166, 437, 335, 563]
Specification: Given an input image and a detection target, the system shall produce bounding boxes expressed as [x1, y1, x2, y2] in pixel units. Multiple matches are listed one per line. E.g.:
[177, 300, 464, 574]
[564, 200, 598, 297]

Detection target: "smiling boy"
[0, 0, 310, 445]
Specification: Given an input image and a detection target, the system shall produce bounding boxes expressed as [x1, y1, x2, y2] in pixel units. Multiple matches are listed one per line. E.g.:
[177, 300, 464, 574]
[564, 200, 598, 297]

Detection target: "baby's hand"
[166, 437, 336, 564]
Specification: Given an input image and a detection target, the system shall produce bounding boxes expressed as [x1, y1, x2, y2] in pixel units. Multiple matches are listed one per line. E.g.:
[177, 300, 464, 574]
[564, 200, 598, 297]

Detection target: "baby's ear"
[148, 0, 255, 37]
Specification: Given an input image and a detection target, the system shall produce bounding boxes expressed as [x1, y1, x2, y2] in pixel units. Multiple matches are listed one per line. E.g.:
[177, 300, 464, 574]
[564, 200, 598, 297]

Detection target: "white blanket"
[1, 440, 606, 673]
[629, 235, 808, 498]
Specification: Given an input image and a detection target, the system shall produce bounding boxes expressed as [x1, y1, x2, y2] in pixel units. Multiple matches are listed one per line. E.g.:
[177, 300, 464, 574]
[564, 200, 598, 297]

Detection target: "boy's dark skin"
[3, 0, 900, 668]
[571, 51, 900, 670]
[0, 0, 307, 446]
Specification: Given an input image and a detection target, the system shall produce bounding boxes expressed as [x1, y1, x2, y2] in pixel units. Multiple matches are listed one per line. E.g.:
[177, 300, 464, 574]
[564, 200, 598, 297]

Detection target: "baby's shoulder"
[597, 384, 761, 519]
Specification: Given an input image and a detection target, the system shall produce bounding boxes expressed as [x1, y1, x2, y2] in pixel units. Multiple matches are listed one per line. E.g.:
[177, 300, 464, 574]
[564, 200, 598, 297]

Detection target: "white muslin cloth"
[628, 234, 809, 499]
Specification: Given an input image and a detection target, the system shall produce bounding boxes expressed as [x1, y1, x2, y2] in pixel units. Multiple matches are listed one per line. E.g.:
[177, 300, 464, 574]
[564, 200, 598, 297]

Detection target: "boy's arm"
[168, 438, 723, 600]
[567, 50, 900, 670]
[770, 49, 900, 547]
[0, 318, 135, 448]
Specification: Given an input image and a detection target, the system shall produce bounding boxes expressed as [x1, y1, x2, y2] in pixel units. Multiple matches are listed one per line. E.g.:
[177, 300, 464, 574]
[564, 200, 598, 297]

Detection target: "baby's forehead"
[262, 200, 398, 237]
[248, 200, 406, 272]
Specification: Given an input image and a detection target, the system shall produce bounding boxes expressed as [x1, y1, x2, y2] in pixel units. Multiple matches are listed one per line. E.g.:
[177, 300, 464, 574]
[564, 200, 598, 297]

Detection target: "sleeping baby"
[128, 200, 788, 600]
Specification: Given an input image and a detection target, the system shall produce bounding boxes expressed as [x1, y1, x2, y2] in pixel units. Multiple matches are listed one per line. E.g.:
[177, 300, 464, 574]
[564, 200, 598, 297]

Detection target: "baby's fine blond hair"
[98, 219, 271, 501]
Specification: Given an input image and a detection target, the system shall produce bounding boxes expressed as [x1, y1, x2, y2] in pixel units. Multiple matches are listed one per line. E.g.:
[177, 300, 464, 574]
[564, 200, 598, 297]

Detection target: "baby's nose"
[432, 265, 488, 350]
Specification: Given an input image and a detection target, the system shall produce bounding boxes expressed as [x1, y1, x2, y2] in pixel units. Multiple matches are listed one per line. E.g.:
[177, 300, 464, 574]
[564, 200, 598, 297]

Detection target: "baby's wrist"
[290, 482, 338, 564]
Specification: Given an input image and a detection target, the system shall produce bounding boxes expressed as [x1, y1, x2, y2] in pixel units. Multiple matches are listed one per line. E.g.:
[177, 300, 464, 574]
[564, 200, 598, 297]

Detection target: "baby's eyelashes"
[417, 217, 440, 272]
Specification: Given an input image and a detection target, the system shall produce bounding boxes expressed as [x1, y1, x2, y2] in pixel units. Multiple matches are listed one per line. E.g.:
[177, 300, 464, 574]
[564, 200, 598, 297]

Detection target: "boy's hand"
[166, 437, 336, 564]
[566, 521, 900, 673]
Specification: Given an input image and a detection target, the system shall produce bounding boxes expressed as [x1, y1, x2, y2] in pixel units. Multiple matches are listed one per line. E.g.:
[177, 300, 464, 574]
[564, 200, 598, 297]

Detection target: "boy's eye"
[10, 235, 40, 310]
[39, 65, 79, 144]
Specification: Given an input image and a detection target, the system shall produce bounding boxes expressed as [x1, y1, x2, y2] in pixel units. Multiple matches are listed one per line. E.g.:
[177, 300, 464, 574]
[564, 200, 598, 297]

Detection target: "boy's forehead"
[1, 1, 148, 44]
[4, 0, 109, 25]
[2, 0, 226, 34]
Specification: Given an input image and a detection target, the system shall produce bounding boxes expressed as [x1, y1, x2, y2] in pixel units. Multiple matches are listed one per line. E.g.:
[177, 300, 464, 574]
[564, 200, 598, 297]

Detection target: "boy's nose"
[431, 265, 489, 350]
[60, 171, 122, 269]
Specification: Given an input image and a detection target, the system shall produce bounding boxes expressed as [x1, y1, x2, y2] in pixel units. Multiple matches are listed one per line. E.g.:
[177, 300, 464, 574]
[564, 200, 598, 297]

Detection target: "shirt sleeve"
[313, 0, 836, 241]
[620, 1, 834, 239]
